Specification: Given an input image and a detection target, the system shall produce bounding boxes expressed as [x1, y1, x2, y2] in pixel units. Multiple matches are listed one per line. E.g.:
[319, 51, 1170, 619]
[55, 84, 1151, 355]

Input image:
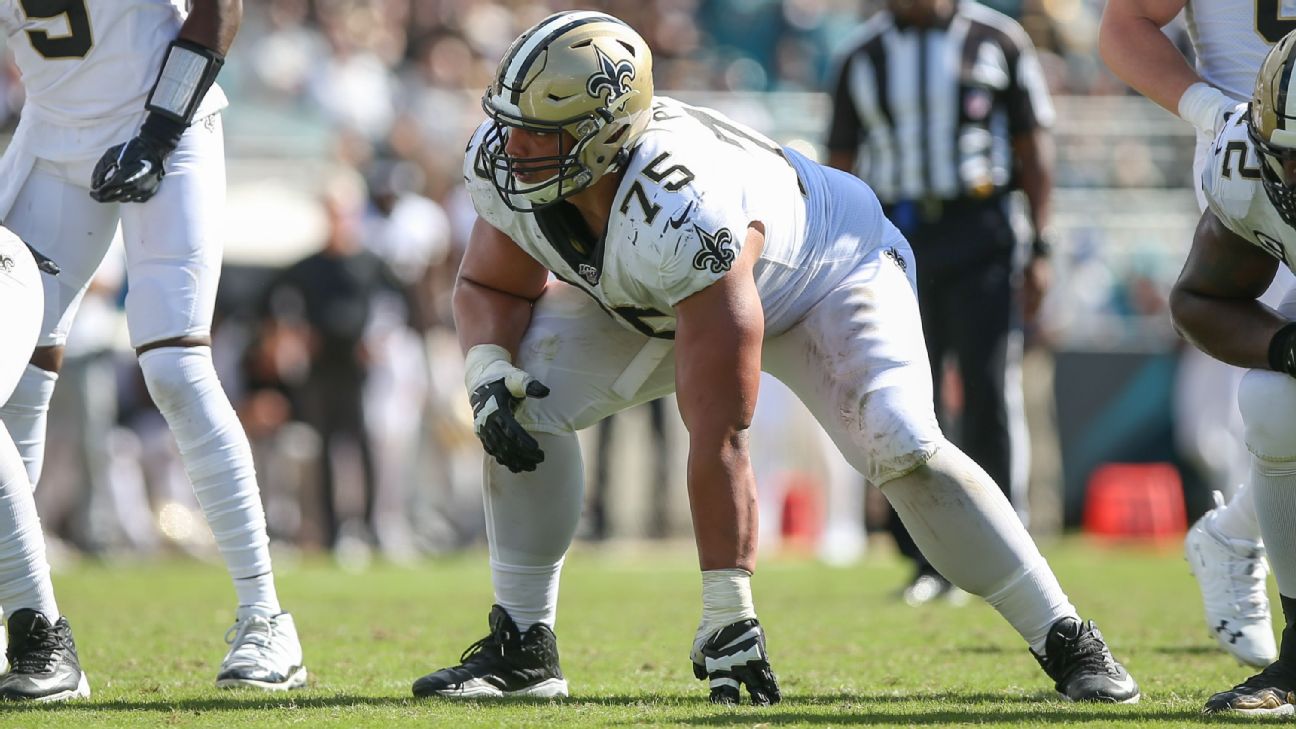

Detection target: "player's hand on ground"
[465, 345, 549, 473]
[89, 136, 168, 203]
[691, 618, 781, 706]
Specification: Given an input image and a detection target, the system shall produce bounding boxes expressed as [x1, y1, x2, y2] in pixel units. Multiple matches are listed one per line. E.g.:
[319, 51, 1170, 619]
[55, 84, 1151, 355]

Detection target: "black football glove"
[691, 618, 782, 706]
[89, 135, 169, 203]
[465, 345, 550, 473]
[89, 113, 185, 204]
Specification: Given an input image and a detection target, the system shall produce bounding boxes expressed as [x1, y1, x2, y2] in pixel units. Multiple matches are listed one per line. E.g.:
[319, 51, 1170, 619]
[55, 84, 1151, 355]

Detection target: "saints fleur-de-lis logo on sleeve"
[586, 46, 636, 103]
[691, 225, 736, 273]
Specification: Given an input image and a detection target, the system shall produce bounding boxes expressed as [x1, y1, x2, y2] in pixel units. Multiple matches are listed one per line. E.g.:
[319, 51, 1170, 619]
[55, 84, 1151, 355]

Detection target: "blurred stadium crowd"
[0, 0, 1210, 564]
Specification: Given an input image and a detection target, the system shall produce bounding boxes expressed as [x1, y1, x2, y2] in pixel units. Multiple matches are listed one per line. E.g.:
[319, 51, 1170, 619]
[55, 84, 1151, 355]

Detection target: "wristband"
[464, 344, 512, 392]
[1268, 322, 1296, 376]
[142, 39, 224, 148]
[1030, 232, 1053, 259]
[1177, 82, 1232, 136]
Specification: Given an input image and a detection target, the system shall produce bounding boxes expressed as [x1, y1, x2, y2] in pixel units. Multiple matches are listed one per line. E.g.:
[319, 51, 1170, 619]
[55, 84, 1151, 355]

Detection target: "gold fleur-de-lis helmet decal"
[587, 46, 636, 104]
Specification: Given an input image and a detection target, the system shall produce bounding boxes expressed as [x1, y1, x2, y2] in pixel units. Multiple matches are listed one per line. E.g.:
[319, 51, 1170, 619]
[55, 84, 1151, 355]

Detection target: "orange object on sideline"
[780, 473, 823, 550]
[1082, 462, 1187, 540]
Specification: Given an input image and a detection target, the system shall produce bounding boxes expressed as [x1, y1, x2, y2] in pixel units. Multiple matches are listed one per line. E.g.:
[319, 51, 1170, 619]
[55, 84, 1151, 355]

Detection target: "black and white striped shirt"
[826, 3, 1053, 205]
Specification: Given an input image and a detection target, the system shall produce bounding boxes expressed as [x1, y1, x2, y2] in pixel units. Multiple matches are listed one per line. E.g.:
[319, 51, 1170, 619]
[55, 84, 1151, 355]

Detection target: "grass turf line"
[0, 540, 1266, 727]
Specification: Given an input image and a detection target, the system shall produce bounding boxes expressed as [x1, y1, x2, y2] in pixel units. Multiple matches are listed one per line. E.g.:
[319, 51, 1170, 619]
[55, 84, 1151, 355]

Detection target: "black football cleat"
[1031, 617, 1139, 703]
[1203, 661, 1296, 716]
[412, 605, 567, 698]
[691, 618, 781, 706]
[0, 609, 89, 702]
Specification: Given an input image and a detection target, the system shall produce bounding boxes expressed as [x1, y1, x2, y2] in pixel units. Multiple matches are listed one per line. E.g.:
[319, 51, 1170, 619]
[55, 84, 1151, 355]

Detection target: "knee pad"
[849, 385, 942, 486]
[1238, 369, 1296, 462]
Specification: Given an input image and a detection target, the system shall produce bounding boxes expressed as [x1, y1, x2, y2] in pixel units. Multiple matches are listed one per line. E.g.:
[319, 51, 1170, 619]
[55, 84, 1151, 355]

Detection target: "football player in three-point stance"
[1100, 0, 1287, 669]
[412, 10, 1138, 704]
[0, 0, 305, 690]
[1173, 30, 1296, 715]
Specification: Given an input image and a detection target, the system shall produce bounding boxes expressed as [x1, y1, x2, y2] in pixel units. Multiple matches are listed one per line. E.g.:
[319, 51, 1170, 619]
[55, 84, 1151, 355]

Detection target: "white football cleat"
[1186, 492, 1277, 668]
[216, 612, 307, 690]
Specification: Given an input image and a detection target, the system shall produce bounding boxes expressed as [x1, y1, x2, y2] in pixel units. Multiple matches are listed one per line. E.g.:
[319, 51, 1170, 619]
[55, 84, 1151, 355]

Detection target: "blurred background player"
[0, 228, 88, 702]
[1099, 0, 1286, 667]
[1170, 30, 1296, 714]
[825, 0, 1054, 604]
[0, 0, 305, 689]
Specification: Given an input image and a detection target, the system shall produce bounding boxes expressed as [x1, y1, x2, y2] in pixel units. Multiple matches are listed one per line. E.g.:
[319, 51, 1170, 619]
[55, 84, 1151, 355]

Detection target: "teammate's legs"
[121, 115, 279, 614]
[1181, 138, 1282, 667]
[765, 241, 1137, 701]
[0, 161, 120, 486]
[1206, 363, 1296, 712]
[119, 115, 302, 689]
[0, 233, 89, 702]
[0, 235, 55, 619]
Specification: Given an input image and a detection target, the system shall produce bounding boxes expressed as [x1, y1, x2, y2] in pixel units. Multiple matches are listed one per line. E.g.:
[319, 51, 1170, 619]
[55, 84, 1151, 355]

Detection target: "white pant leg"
[512, 281, 678, 434]
[119, 114, 226, 347]
[0, 230, 60, 618]
[762, 242, 941, 486]
[3, 160, 120, 348]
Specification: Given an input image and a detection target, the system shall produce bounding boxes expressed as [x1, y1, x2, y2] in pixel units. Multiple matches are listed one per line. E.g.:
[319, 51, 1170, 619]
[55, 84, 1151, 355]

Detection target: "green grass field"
[0, 538, 1278, 727]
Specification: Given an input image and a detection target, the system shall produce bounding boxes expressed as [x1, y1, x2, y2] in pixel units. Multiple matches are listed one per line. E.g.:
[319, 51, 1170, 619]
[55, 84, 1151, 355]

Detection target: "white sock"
[984, 560, 1075, 654]
[491, 559, 563, 632]
[1211, 482, 1263, 543]
[0, 364, 58, 487]
[0, 422, 58, 620]
[1249, 457, 1296, 595]
[138, 347, 279, 615]
[693, 568, 757, 657]
[880, 443, 1077, 651]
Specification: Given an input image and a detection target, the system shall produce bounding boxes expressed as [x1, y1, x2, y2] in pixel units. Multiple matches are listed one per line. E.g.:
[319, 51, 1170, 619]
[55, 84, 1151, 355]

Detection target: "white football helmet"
[478, 11, 654, 210]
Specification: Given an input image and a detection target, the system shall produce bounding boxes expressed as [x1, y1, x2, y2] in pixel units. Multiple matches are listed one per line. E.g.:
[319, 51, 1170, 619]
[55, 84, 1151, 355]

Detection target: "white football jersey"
[465, 96, 888, 338]
[0, 0, 225, 125]
[1201, 107, 1296, 267]
[1184, 0, 1294, 102]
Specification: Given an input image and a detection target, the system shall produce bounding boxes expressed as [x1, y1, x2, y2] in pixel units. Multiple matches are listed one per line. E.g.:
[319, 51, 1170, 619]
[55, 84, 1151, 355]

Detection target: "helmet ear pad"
[481, 11, 655, 210]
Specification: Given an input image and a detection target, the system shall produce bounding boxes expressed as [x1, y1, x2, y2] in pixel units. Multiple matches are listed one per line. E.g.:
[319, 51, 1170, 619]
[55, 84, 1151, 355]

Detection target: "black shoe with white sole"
[412, 605, 567, 698]
[1203, 661, 1296, 715]
[0, 609, 90, 702]
[1031, 617, 1139, 703]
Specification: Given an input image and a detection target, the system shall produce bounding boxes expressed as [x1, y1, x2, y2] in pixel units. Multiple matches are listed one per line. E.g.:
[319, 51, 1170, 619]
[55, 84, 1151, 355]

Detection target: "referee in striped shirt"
[826, 0, 1055, 605]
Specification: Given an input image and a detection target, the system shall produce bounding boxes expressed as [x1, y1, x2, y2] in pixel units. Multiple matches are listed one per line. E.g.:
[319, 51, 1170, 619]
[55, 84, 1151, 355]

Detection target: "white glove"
[1178, 82, 1238, 138]
[464, 344, 550, 473]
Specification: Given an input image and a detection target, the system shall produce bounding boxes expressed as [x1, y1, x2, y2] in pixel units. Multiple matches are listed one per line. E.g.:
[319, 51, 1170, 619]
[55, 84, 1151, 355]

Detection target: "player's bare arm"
[1170, 209, 1284, 368]
[674, 223, 766, 574]
[454, 217, 549, 355]
[454, 217, 552, 474]
[178, 0, 243, 56]
[1098, 0, 1195, 113]
[1098, 0, 1233, 134]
